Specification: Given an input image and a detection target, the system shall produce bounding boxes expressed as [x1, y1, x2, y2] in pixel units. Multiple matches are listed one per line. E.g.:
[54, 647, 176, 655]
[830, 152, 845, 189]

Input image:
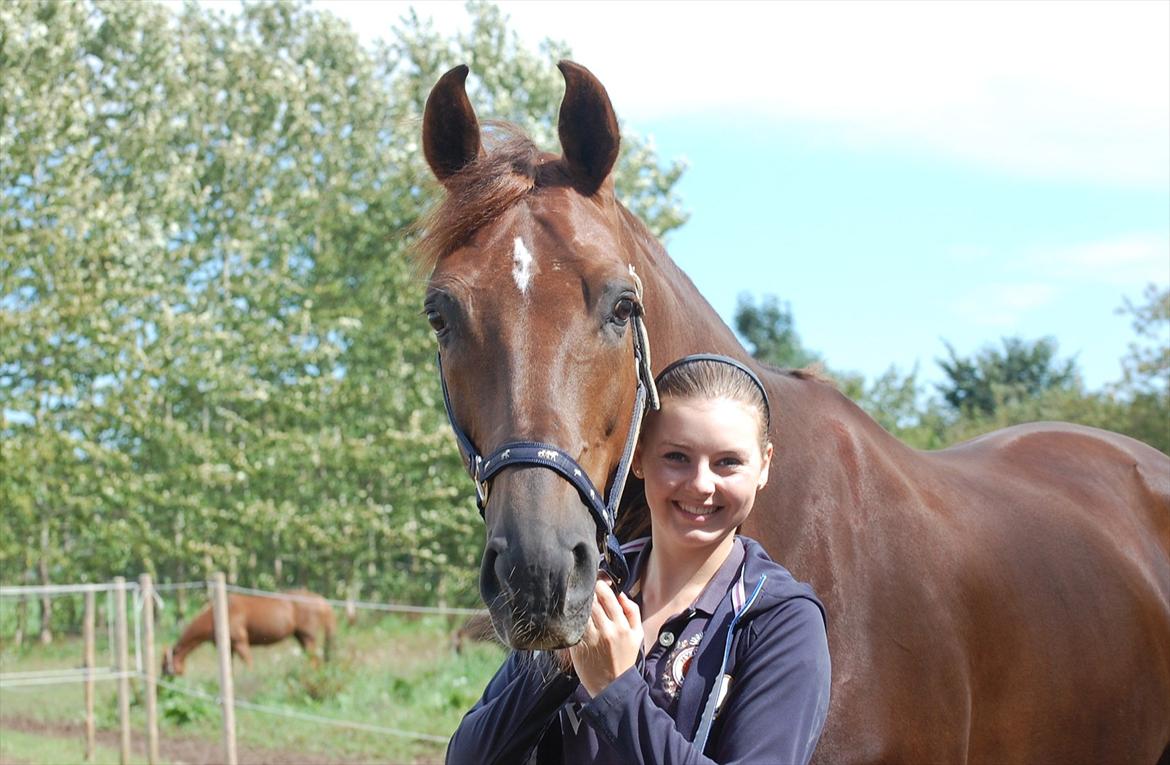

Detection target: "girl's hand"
[569, 580, 643, 697]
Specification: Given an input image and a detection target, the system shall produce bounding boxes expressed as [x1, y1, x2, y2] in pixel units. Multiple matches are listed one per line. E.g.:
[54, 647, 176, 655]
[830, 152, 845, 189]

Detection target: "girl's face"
[633, 396, 772, 553]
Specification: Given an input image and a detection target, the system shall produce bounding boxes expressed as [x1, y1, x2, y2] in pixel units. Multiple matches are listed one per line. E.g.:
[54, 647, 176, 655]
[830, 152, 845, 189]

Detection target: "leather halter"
[436, 298, 659, 588]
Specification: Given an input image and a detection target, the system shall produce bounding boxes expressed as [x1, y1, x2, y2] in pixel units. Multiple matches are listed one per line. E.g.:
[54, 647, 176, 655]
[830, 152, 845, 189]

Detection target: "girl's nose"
[685, 461, 717, 495]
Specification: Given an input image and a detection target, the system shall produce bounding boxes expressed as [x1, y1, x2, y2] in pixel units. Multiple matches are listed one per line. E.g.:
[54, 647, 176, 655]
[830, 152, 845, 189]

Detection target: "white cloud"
[325, 0, 1169, 188]
[949, 233, 1169, 327]
[1028, 235, 1170, 287]
[952, 282, 1060, 328]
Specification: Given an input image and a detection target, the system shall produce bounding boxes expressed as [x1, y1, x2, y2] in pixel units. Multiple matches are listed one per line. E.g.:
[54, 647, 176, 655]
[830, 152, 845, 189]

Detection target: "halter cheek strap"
[436, 304, 658, 588]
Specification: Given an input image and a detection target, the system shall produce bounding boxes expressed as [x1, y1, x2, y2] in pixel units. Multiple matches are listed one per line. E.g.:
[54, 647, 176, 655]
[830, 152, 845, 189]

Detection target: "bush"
[285, 656, 353, 703]
[157, 683, 214, 726]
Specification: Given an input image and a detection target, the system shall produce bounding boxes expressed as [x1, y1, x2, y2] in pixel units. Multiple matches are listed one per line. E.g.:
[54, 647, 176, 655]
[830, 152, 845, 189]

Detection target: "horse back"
[920, 421, 1170, 763]
[755, 382, 1170, 764]
[226, 593, 296, 645]
[934, 421, 1170, 597]
[285, 589, 336, 636]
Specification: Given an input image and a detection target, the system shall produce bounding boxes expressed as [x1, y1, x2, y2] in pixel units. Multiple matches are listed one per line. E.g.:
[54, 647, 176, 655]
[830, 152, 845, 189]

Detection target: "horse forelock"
[414, 125, 551, 275]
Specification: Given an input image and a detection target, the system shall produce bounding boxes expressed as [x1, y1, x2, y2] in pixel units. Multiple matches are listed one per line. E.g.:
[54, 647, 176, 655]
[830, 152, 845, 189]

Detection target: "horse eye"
[426, 310, 447, 334]
[612, 297, 635, 325]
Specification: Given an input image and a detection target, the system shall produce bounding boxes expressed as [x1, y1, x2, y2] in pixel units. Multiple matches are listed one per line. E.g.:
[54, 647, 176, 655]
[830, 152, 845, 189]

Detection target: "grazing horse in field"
[162, 590, 335, 676]
[416, 61, 1170, 763]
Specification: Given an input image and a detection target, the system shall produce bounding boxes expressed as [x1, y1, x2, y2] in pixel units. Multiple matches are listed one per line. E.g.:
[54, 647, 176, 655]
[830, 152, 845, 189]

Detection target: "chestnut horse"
[162, 590, 335, 676]
[416, 62, 1170, 763]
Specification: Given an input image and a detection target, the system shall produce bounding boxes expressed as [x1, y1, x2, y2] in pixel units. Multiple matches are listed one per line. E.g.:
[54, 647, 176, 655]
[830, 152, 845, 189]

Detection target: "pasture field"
[0, 612, 505, 764]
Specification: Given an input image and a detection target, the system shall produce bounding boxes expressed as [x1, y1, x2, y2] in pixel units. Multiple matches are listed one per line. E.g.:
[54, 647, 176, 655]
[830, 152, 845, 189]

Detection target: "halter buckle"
[472, 455, 490, 509]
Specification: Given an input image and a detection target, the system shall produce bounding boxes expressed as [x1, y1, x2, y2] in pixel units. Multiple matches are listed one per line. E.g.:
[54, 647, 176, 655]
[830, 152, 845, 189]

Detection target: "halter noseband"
[436, 298, 659, 589]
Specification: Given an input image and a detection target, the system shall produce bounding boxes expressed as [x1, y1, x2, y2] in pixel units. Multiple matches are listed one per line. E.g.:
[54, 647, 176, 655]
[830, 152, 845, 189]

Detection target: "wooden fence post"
[83, 589, 95, 762]
[38, 522, 52, 645]
[14, 595, 26, 648]
[113, 577, 131, 765]
[140, 574, 160, 764]
[346, 579, 359, 626]
[210, 573, 238, 765]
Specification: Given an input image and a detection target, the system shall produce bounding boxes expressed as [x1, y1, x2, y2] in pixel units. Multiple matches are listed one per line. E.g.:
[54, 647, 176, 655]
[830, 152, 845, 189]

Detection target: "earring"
[633, 468, 643, 479]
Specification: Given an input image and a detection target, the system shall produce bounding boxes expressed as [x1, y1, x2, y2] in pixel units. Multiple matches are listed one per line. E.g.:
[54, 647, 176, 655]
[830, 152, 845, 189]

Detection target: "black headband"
[654, 353, 771, 428]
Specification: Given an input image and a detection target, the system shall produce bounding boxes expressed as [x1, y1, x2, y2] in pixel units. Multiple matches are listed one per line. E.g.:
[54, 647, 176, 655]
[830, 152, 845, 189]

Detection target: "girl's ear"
[631, 448, 644, 480]
[757, 441, 774, 491]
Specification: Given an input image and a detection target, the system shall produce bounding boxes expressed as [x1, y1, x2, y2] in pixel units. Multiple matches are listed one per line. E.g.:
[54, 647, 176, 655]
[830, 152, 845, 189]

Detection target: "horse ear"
[557, 60, 621, 194]
[423, 64, 483, 183]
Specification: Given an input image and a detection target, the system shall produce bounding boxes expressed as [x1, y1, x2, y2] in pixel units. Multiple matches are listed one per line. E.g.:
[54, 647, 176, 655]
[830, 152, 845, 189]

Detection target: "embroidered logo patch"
[661, 632, 703, 700]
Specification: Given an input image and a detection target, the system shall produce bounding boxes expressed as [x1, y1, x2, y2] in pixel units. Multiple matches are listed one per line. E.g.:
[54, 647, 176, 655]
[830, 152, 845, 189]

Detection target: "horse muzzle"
[479, 477, 601, 649]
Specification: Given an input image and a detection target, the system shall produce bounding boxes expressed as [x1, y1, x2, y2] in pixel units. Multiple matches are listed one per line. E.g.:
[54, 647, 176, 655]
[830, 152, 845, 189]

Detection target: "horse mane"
[413, 123, 544, 275]
[783, 362, 839, 386]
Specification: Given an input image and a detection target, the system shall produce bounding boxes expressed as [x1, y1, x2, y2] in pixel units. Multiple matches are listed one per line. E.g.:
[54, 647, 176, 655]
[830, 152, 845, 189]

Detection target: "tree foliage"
[0, 0, 687, 606]
[935, 336, 1077, 417]
[1109, 283, 1170, 452]
[1116, 284, 1170, 397]
[734, 293, 821, 369]
[735, 291, 1168, 454]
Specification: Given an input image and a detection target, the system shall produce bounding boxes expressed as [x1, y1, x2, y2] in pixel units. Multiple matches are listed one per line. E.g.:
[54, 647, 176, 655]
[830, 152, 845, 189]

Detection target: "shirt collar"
[625, 536, 746, 617]
[693, 536, 745, 615]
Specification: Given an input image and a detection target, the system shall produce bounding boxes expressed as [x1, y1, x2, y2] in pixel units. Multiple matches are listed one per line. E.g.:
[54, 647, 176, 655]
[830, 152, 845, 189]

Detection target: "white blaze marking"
[512, 236, 534, 294]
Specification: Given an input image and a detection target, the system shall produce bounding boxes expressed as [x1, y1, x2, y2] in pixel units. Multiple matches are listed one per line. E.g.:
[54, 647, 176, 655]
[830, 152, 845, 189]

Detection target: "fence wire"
[220, 583, 487, 617]
[0, 578, 489, 744]
[0, 582, 135, 596]
[153, 677, 450, 743]
[0, 582, 131, 682]
[0, 670, 137, 689]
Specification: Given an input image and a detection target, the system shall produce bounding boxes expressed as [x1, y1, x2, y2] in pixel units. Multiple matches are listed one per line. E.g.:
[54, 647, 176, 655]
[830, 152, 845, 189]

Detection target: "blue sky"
[309, 0, 1170, 392]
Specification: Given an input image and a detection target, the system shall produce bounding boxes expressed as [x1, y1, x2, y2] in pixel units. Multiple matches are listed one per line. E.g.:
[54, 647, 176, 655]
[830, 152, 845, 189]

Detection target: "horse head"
[420, 62, 654, 650]
[161, 645, 182, 677]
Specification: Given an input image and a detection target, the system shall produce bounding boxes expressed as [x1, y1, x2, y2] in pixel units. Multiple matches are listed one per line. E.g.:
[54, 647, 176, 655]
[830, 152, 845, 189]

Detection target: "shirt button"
[659, 631, 675, 648]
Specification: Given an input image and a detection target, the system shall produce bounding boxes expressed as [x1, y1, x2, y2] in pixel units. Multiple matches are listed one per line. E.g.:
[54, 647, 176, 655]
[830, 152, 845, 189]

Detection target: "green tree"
[1116, 283, 1169, 397]
[936, 336, 1077, 417]
[0, 0, 688, 606]
[734, 293, 822, 369]
[923, 289, 1168, 454]
[1109, 284, 1169, 453]
[733, 293, 942, 442]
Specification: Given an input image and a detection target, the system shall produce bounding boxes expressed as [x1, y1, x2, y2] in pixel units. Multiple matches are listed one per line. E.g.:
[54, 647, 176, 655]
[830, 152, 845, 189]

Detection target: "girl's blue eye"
[663, 451, 687, 462]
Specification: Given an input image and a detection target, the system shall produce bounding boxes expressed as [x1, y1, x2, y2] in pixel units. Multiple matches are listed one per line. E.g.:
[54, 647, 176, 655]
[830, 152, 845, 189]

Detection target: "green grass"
[0, 613, 505, 764]
[0, 728, 151, 765]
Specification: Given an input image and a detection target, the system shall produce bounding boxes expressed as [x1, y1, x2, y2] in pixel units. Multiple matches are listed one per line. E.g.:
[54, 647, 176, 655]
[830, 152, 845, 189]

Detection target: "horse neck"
[625, 209, 908, 565]
[173, 608, 215, 661]
[622, 212, 747, 364]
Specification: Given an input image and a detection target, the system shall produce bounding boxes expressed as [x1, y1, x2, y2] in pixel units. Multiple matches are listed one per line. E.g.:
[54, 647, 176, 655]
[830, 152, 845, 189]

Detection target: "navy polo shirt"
[558, 537, 747, 763]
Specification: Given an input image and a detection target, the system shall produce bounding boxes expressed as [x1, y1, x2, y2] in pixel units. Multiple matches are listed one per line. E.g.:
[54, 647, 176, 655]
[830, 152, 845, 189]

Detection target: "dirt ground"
[0, 715, 431, 765]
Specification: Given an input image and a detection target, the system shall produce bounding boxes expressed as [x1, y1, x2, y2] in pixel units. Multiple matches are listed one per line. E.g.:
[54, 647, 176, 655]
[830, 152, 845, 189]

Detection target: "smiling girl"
[447, 354, 831, 765]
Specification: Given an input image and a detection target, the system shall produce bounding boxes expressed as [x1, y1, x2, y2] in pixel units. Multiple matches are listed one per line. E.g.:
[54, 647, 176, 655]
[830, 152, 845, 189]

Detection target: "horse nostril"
[571, 542, 593, 571]
[480, 538, 507, 604]
[571, 541, 598, 586]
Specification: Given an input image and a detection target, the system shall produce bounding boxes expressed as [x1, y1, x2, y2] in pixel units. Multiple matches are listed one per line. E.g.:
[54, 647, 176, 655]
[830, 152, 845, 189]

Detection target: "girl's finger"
[594, 581, 623, 622]
[618, 592, 640, 629]
[590, 594, 611, 633]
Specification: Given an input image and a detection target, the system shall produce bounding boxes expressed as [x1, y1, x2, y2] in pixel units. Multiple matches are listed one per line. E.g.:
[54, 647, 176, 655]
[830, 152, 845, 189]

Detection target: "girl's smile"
[634, 396, 772, 554]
